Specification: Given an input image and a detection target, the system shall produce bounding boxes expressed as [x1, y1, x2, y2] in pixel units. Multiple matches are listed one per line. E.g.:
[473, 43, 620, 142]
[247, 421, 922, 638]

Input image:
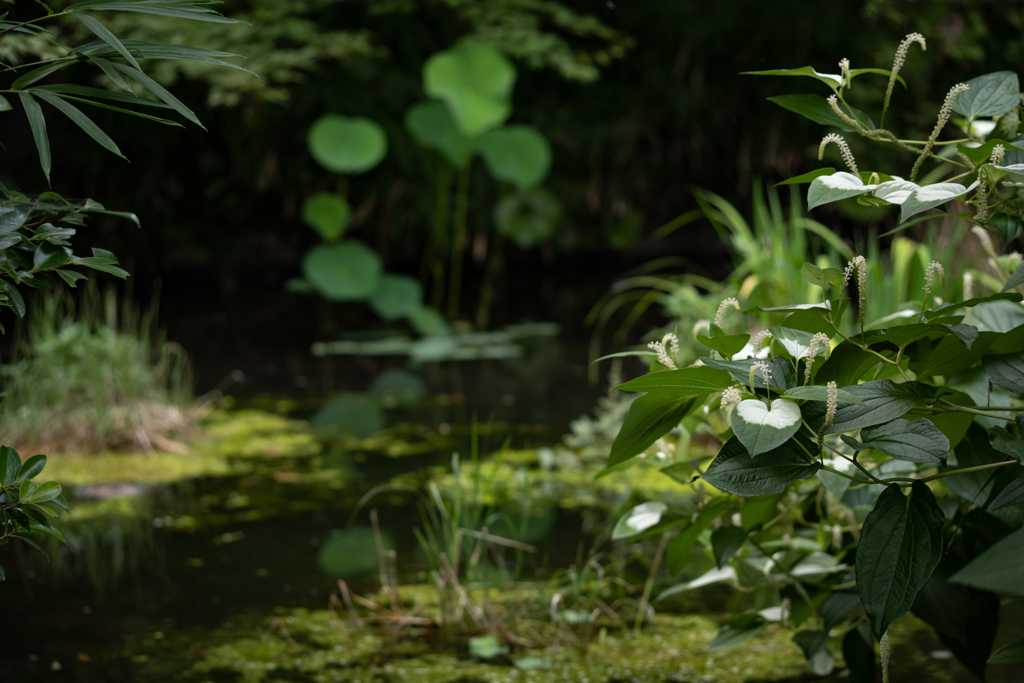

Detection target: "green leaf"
[782, 386, 864, 405]
[493, 187, 561, 248]
[911, 559, 999, 680]
[900, 181, 978, 223]
[65, 1, 238, 23]
[707, 613, 766, 651]
[657, 566, 736, 601]
[983, 352, 1024, 393]
[666, 497, 733, 575]
[767, 94, 874, 132]
[33, 91, 124, 159]
[696, 333, 750, 359]
[792, 629, 827, 661]
[700, 434, 820, 496]
[949, 527, 1024, 596]
[776, 168, 835, 186]
[953, 71, 1020, 119]
[873, 179, 921, 206]
[19, 92, 50, 183]
[0, 95, 11, 112]
[946, 425, 1022, 509]
[740, 495, 780, 530]
[16, 454, 45, 481]
[808, 172, 876, 210]
[957, 139, 1024, 165]
[76, 13, 140, 70]
[804, 380, 937, 434]
[614, 366, 733, 395]
[699, 356, 796, 391]
[768, 325, 828, 360]
[850, 418, 950, 464]
[468, 634, 508, 660]
[856, 481, 945, 640]
[307, 115, 388, 175]
[923, 292, 1023, 320]
[87, 55, 134, 91]
[110, 62, 203, 129]
[813, 343, 880, 387]
[476, 125, 551, 190]
[800, 262, 842, 289]
[742, 66, 842, 89]
[841, 626, 876, 683]
[423, 43, 515, 136]
[23, 480, 61, 503]
[368, 274, 422, 321]
[302, 193, 349, 242]
[11, 60, 73, 90]
[989, 638, 1024, 664]
[612, 501, 668, 540]
[0, 446, 21, 488]
[33, 84, 172, 109]
[710, 525, 746, 569]
[1003, 262, 1024, 292]
[608, 393, 697, 468]
[405, 100, 474, 168]
[0, 281, 26, 317]
[590, 350, 658, 365]
[990, 478, 1024, 511]
[730, 398, 802, 457]
[302, 241, 383, 302]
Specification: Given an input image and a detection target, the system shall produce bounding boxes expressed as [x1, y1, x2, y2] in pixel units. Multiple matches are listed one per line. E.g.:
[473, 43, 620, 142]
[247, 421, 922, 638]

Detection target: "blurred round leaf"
[308, 115, 387, 174]
[405, 101, 475, 169]
[317, 527, 391, 578]
[423, 43, 515, 136]
[477, 126, 552, 189]
[303, 241, 382, 301]
[369, 368, 426, 407]
[494, 188, 561, 247]
[302, 193, 350, 242]
[408, 305, 451, 337]
[310, 393, 384, 438]
[369, 274, 423, 320]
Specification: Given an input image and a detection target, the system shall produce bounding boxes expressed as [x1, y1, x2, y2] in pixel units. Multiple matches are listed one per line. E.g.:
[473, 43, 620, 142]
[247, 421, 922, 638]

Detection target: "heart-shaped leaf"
[423, 43, 515, 136]
[804, 379, 937, 434]
[808, 172, 878, 210]
[731, 398, 802, 456]
[405, 101, 475, 168]
[873, 179, 920, 205]
[953, 71, 1020, 119]
[847, 418, 950, 464]
[701, 434, 821, 496]
[368, 274, 423, 321]
[612, 502, 668, 540]
[857, 481, 945, 640]
[302, 241, 382, 301]
[476, 125, 551, 189]
[900, 181, 979, 223]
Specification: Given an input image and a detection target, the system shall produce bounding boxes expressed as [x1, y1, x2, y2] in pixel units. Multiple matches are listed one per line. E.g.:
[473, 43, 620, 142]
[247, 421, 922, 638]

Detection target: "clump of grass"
[0, 284, 194, 453]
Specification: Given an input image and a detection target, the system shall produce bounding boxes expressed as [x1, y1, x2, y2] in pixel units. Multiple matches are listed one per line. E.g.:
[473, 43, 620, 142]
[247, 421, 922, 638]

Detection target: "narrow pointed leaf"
[76, 13, 140, 70]
[111, 62, 202, 128]
[19, 92, 50, 183]
[711, 525, 747, 569]
[615, 366, 732, 394]
[88, 55, 134, 91]
[608, 393, 697, 467]
[34, 91, 124, 159]
[950, 527, 1024, 596]
[856, 481, 945, 640]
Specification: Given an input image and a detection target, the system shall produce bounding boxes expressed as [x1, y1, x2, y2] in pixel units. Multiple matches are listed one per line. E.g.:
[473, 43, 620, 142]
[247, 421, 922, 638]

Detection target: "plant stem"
[447, 165, 471, 321]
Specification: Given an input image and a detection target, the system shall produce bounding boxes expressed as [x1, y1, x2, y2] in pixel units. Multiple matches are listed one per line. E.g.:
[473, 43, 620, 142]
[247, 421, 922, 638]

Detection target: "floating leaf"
[368, 274, 423, 321]
[302, 193, 349, 242]
[493, 187, 561, 247]
[405, 101, 474, 168]
[476, 125, 552, 189]
[302, 241, 382, 301]
[423, 43, 515, 136]
[308, 115, 388, 174]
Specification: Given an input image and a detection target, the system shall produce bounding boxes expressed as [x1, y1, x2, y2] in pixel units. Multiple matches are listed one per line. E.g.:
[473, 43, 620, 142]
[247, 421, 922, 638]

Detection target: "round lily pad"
[310, 393, 385, 438]
[405, 101, 475, 169]
[494, 187, 561, 247]
[423, 43, 515, 136]
[369, 274, 423, 321]
[302, 241, 382, 301]
[476, 125, 552, 189]
[369, 368, 426, 407]
[307, 115, 388, 174]
[302, 193, 350, 242]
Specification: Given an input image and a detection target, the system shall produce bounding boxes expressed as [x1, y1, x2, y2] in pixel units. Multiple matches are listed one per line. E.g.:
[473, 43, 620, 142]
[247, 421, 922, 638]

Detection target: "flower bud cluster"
[804, 332, 831, 383]
[819, 133, 859, 176]
[750, 329, 773, 353]
[923, 261, 945, 296]
[842, 256, 868, 329]
[648, 333, 679, 370]
[720, 386, 742, 410]
[714, 297, 741, 328]
[749, 361, 772, 393]
[883, 33, 926, 122]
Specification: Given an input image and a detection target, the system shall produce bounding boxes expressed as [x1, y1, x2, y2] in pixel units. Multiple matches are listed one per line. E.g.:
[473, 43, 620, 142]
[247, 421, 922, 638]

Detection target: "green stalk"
[447, 165, 471, 321]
